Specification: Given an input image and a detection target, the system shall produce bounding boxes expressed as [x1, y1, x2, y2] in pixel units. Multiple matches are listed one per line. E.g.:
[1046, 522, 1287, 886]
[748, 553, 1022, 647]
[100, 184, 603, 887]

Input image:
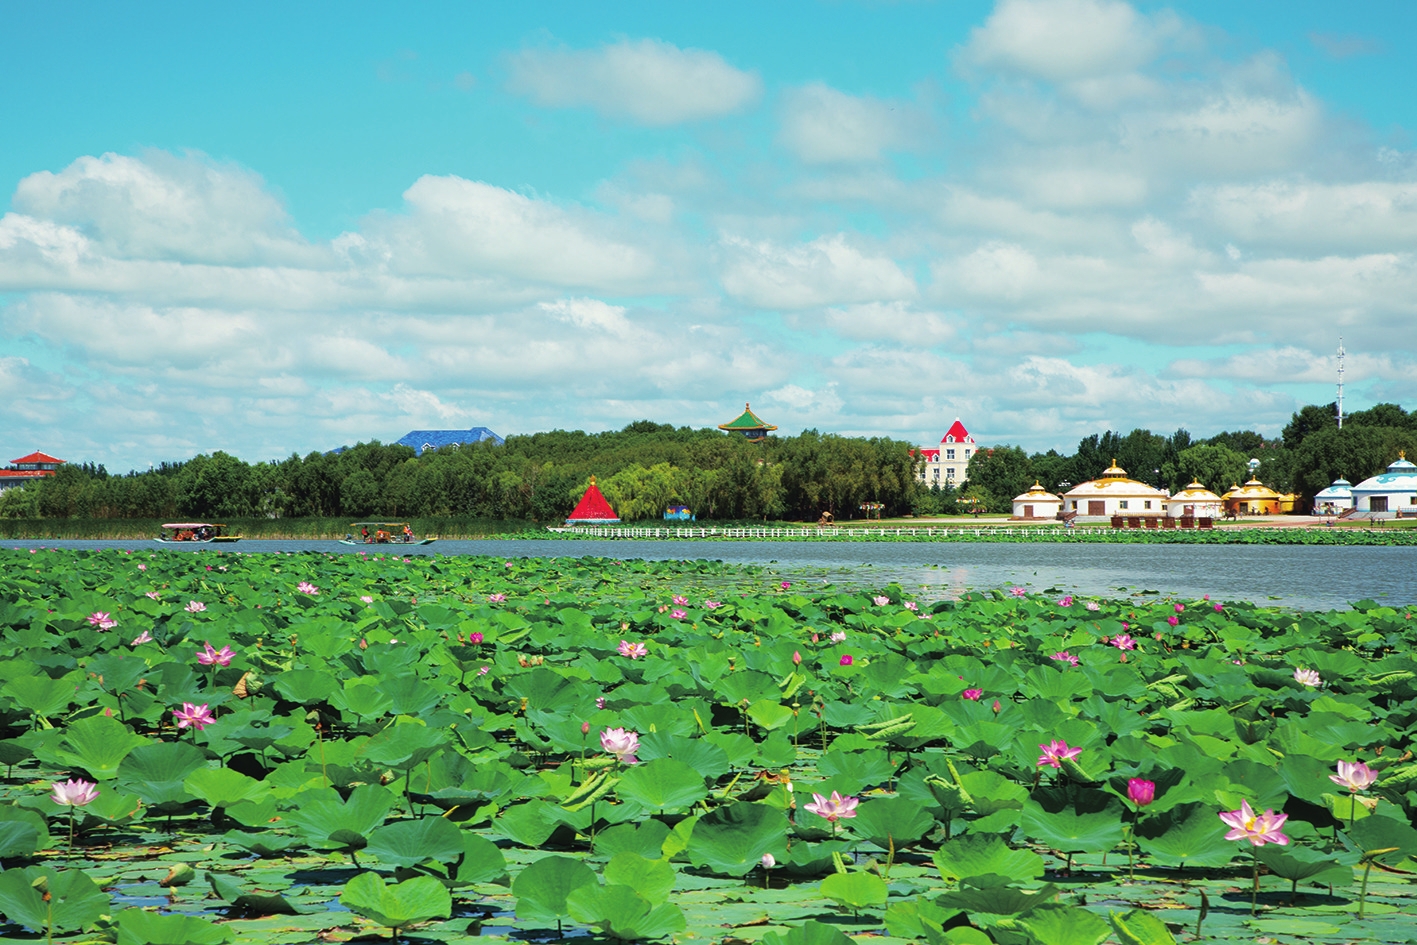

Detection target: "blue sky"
[3, 1, 1415, 471]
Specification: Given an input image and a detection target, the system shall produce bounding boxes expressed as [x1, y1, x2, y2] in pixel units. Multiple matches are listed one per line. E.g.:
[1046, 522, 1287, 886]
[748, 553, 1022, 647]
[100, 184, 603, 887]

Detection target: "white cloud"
[959, 0, 1182, 83]
[719, 234, 916, 309]
[1190, 179, 1417, 253]
[778, 83, 922, 164]
[813, 301, 961, 346]
[541, 297, 634, 337]
[11, 152, 315, 266]
[505, 39, 761, 125]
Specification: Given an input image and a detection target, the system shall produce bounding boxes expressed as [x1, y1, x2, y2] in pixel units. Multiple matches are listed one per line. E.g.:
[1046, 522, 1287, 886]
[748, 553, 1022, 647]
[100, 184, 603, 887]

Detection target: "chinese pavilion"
[718, 403, 777, 442]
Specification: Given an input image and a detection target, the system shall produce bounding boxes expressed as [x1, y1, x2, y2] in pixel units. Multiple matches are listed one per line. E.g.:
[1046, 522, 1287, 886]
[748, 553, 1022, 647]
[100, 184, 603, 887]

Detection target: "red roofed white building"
[913, 419, 975, 487]
[0, 451, 65, 491]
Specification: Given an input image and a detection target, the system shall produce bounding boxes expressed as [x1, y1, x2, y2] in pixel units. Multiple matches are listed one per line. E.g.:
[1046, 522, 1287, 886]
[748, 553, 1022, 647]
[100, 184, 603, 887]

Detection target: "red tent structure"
[566, 476, 620, 524]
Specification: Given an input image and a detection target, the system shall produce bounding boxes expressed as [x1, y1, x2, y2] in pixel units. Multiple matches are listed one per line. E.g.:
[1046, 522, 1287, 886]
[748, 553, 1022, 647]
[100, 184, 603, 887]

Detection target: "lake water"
[3, 538, 1413, 610]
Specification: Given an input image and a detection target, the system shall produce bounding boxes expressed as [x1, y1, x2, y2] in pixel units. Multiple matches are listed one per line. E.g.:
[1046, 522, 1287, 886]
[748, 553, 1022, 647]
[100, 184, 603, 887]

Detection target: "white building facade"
[1351, 455, 1417, 518]
[915, 419, 975, 488]
[1061, 460, 1170, 520]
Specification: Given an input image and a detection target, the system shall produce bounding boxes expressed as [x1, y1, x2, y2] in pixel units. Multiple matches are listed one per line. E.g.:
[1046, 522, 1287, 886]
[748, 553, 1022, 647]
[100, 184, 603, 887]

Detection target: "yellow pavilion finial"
[589, 475, 597, 486]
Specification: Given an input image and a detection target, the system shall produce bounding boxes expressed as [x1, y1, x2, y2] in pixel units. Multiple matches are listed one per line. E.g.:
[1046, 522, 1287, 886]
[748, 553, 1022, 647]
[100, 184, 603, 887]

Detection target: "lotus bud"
[792, 651, 802, 665]
[582, 722, 591, 735]
[159, 863, 195, 887]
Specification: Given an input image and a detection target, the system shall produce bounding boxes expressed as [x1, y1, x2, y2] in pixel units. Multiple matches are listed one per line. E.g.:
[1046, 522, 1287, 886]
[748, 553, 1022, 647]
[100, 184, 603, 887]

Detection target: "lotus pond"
[0, 549, 1414, 945]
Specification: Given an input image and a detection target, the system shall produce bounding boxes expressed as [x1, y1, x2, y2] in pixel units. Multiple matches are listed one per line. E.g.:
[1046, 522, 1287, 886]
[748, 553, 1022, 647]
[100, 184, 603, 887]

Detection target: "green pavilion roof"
[718, 403, 777, 433]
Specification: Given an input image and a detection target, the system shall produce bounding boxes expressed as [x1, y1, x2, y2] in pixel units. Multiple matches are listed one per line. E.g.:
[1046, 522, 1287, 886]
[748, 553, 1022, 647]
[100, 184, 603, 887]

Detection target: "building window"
[1072, 501, 1077, 509]
[946, 449, 956, 459]
[946, 468, 956, 480]
[1119, 500, 1129, 510]
[964, 449, 971, 458]
[932, 469, 939, 481]
[1144, 500, 1152, 510]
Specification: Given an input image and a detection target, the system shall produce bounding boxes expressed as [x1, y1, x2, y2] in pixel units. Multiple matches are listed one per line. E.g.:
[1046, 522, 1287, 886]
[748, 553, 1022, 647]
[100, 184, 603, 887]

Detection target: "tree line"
[3, 401, 1412, 522]
[0, 423, 919, 523]
[959, 402, 1417, 513]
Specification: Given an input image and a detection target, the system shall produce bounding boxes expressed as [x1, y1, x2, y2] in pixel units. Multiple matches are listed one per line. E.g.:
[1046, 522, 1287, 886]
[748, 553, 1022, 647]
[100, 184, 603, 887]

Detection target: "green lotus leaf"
[604, 851, 676, 905]
[1017, 904, 1110, 945]
[4, 672, 81, 720]
[566, 883, 687, 941]
[1255, 844, 1351, 885]
[0, 805, 50, 852]
[1019, 798, 1124, 855]
[512, 854, 598, 924]
[51, 713, 149, 781]
[761, 920, 858, 945]
[339, 871, 451, 931]
[0, 866, 108, 934]
[116, 741, 207, 810]
[1134, 804, 1237, 868]
[933, 833, 1045, 884]
[935, 883, 1061, 917]
[366, 814, 466, 868]
[594, 819, 672, 860]
[820, 870, 889, 911]
[687, 801, 789, 876]
[272, 668, 338, 704]
[184, 766, 270, 809]
[1109, 907, 1179, 945]
[206, 871, 314, 916]
[285, 784, 396, 852]
[851, 796, 934, 848]
[614, 758, 708, 813]
[115, 907, 235, 944]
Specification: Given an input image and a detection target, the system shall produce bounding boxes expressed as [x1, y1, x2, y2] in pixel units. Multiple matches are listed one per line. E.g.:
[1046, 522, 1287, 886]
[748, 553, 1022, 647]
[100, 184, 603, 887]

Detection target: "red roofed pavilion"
[566, 476, 621, 524]
[0, 451, 65, 492]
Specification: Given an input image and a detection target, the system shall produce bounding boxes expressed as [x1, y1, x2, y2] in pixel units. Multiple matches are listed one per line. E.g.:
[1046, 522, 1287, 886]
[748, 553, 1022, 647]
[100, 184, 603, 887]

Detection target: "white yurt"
[1165, 481, 1224, 519]
[1062, 460, 1170, 520]
[1312, 478, 1354, 515]
[1351, 454, 1417, 518]
[1011, 481, 1062, 520]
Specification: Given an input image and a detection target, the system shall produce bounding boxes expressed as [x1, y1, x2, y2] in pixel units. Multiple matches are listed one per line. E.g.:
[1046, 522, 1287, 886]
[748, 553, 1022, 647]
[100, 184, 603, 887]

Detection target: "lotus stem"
[1250, 848, 1259, 916]
[1358, 859, 1373, 920]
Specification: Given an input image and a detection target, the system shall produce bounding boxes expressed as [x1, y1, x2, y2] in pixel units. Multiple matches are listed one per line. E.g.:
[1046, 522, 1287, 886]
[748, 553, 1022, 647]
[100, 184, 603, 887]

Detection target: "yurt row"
[1012, 460, 1287, 521]
[1013, 455, 1417, 521]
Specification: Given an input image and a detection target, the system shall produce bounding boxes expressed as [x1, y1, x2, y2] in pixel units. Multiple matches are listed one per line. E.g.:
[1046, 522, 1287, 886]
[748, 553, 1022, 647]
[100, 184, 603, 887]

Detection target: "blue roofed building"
[395, 427, 504, 456]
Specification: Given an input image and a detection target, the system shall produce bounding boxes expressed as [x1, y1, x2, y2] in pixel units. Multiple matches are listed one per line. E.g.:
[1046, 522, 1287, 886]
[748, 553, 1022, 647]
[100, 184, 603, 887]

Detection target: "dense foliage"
[0, 425, 918, 524]
[0, 550, 1413, 943]
[965, 402, 1417, 514]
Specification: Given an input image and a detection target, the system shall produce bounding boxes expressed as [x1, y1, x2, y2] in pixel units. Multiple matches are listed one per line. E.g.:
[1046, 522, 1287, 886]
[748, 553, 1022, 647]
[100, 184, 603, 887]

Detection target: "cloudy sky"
[4, 1, 1416, 472]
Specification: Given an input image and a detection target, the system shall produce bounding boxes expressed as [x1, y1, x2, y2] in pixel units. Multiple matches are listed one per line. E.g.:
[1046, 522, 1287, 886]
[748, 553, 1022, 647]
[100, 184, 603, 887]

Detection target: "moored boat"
[339, 522, 435, 545]
[156, 523, 240, 543]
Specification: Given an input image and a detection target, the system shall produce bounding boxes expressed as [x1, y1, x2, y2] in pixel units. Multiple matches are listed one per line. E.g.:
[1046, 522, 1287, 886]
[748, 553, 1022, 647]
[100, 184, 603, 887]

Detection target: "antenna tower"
[1336, 337, 1345, 430]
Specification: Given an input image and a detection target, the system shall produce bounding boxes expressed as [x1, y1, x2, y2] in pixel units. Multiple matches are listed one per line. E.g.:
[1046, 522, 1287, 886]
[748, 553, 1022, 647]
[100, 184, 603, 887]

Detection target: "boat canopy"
[161, 523, 226, 530]
[349, 522, 413, 528]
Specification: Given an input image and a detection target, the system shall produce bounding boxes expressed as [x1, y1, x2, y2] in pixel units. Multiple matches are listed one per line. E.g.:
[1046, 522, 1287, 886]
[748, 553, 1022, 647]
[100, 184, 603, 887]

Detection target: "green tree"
[1175, 444, 1250, 494]
[965, 446, 1032, 511]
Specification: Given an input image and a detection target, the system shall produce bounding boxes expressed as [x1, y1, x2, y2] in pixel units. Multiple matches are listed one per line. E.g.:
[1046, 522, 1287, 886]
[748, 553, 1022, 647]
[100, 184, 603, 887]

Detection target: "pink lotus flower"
[1174, 603, 1185, 613]
[705, 600, 721, 609]
[780, 582, 791, 590]
[992, 699, 1002, 713]
[829, 631, 847, 644]
[196, 642, 235, 667]
[1214, 602, 1224, 612]
[1085, 601, 1101, 611]
[145, 591, 161, 600]
[618, 640, 648, 659]
[1167, 615, 1179, 626]
[670, 609, 687, 620]
[839, 654, 853, 666]
[185, 601, 206, 613]
[1057, 595, 1074, 607]
[761, 853, 776, 869]
[477, 666, 490, 676]
[50, 779, 99, 807]
[1219, 800, 1289, 846]
[793, 651, 802, 665]
[1330, 760, 1378, 793]
[672, 595, 689, 606]
[1111, 634, 1136, 651]
[138, 564, 147, 571]
[905, 601, 919, 611]
[296, 581, 319, 595]
[600, 727, 639, 764]
[130, 631, 154, 646]
[1037, 740, 1082, 769]
[1009, 586, 1027, 598]
[804, 790, 859, 823]
[469, 632, 484, 644]
[488, 593, 507, 603]
[87, 611, 117, 630]
[873, 595, 890, 606]
[505, 561, 513, 568]
[360, 595, 374, 603]
[1127, 779, 1156, 807]
[173, 702, 216, 731]
[596, 696, 606, 709]
[1051, 651, 1080, 667]
[962, 688, 983, 700]
[1294, 667, 1322, 688]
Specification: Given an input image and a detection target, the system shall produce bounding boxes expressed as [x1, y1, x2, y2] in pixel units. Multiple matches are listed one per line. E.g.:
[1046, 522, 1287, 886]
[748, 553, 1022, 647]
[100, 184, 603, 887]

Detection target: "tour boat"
[340, 522, 435, 545]
[156, 523, 240, 543]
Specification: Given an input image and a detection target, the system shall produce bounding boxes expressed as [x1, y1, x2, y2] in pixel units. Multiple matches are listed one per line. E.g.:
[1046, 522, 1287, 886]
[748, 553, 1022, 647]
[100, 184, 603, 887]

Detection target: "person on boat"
[376, 529, 389, 543]
[361, 526, 370, 543]
[403, 524, 414, 542]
